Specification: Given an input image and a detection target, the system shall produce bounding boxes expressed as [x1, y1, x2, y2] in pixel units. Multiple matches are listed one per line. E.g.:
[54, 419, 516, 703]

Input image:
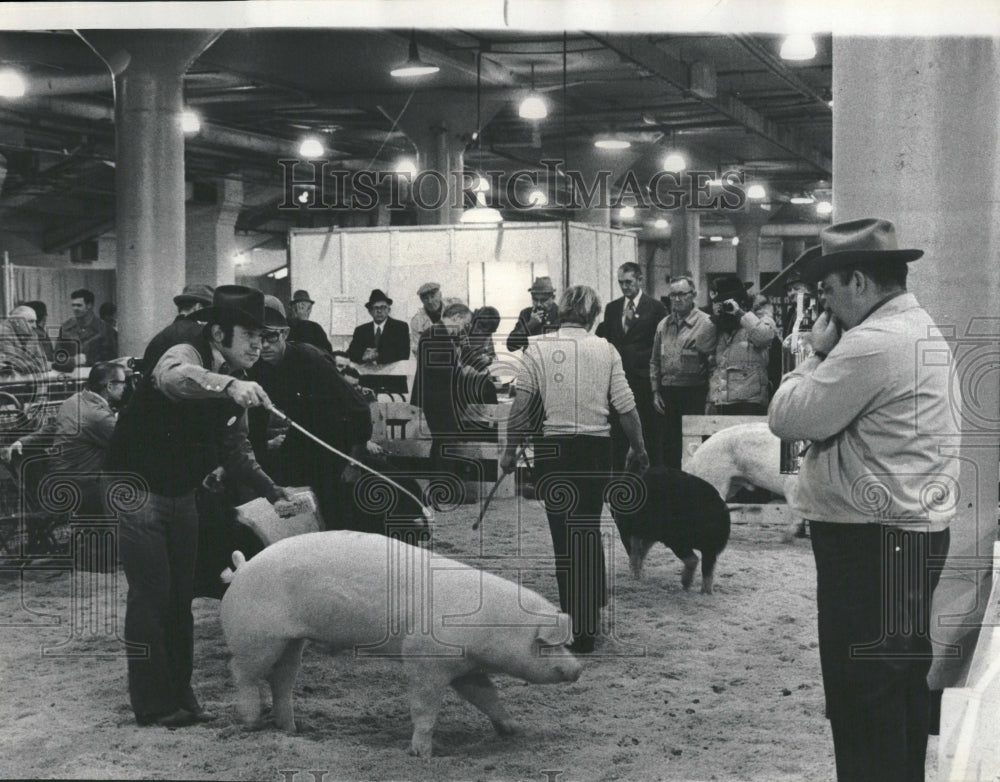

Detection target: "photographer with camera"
[506, 276, 561, 352]
[706, 276, 777, 416]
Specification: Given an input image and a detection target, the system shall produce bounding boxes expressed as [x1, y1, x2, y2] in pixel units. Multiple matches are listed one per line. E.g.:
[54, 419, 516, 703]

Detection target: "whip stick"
[268, 406, 432, 521]
[473, 444, 527, 531]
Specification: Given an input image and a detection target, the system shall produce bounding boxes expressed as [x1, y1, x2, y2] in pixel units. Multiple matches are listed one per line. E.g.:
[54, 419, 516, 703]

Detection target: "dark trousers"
[810, 521, 950, 782]
[708, 401, 768, 416]
[612, 375, 663, 469]
[533, 435, 610, 644]
[118, 490, 201, 720]
[659, 384, 708, 469]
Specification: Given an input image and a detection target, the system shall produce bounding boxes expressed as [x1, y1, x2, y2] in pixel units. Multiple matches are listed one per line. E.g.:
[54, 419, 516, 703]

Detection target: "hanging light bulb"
[395, 158, 418, 178]
[461, 191, 503, 223]
[747, 184, 767, 200]
[780, 35, 817, 61]
[619, 205, 636, 220]
[390, 31, 440, 78]
[653, 218, 668, 229]
[662, 152, 687, 172]
[298, 136, 324, 159]
[518, 64, 548, 120]
[0, 68, 27, 99]
[816, 200, 833, 216]
[180, 109, 201, 134]
[528, 189, 548, 207]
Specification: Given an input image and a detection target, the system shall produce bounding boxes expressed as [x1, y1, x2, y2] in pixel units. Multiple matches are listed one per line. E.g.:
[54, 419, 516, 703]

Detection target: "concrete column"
[668, 208, 701, 294]
[186, 177, 243, 287]
[415, 126, 464, 225]
[781, 236, 807, 268]
[730, 211, 771, 291]
[833, 37, 1000, 694]
[80, 31, 220, 356]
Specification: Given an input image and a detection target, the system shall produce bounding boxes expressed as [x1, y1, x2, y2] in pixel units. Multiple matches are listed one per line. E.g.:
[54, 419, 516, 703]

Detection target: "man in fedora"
[347, 289, 410, 366]
[506, 275, 561, 352]
[287, 289, 333, 353]
[140, 283, 215, 375]
[106, 285, 293, 728]
[596, 262, 668, 467]
[769, 218, 960, 782]
[706, 276, 777, 415]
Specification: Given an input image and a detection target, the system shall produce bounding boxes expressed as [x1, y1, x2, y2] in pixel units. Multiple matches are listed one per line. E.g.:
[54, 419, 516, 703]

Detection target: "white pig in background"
[220, 531, 582, 758]
[685, 422, 802, 539]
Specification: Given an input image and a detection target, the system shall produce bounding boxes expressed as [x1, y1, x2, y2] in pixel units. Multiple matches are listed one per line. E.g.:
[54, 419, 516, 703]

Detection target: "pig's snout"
[536, 647, 582, 683]
[559, 654, 583, 682]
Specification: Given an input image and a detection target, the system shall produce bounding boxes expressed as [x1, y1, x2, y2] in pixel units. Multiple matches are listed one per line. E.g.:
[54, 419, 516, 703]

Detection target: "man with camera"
[706, 276, 777, 416]
[769, 218, 959, 782]
[506, 275, 561, 352]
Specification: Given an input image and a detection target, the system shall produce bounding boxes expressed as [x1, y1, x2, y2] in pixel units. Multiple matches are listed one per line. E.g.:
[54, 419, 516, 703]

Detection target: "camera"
[722, 301, 738, 315]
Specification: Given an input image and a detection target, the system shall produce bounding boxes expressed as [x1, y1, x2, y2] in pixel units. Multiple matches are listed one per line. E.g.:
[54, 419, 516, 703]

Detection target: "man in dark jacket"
[596, 262, 668, 467]
[286, 289, 333, 353]
[105, 285, 291, 729]
[506, 275, 561, 352]
[347, 288, 410, 366]
[140, 283, 214, 374]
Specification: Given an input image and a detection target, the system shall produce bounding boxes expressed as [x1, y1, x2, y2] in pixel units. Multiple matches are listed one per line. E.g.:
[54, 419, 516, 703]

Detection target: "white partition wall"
[288, 221, 637, 349]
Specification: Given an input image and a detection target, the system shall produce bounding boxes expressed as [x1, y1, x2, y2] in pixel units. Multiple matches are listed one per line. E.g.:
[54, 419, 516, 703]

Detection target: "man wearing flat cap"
[506, 276, 561, 352]
[347, 289, 410, 366]
[106, 285, 293, 729]
[769, 218, 960, 782]
[287, 289, 333, 354]
[409, 282, 461, 357]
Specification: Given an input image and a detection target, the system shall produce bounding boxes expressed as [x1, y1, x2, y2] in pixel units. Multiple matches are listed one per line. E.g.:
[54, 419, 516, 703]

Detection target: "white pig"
[685, 422, 801, 539]
[219, 530, 582, 757]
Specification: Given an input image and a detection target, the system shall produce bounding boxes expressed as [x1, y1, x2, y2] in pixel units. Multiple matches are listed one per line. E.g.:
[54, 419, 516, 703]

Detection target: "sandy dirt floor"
[0, 497, 939, 781]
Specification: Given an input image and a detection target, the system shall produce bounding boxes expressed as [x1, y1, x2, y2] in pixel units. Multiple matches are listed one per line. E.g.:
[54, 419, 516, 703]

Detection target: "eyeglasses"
[262, 330, 287, 344]
[107, 380, 127, 386]
[668, 291, 694, 299]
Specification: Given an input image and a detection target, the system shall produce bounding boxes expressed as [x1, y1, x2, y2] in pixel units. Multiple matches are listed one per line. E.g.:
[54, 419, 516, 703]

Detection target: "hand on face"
[810, 310, 841, 355]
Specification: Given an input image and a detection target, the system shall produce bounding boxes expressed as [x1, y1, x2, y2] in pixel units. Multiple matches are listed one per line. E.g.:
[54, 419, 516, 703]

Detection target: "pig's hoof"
[700, 581, 714, 595]
[681, 557, 699, 590]
[408, 740, 434, 758]
[493, 718, 520, 736]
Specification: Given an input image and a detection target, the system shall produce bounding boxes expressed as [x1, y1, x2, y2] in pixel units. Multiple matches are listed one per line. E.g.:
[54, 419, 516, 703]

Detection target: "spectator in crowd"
[0, 304, 50, 376]
[105, 285, 292, 729]
[140, 284, 215, 375]
[597, 262, 668, 468]
[99, 302, 119, 358]
[249, 296, 374, 529]
[5, 361, 126, 516]
[347, 289, 410, 366]
[501, 285, 648, 654]
[769, 218, 957, 782]
[330, 350, 351, 373]
[706, 277, 778, 416]
[409, 282, 461, 356]
[287, 289, 333, 353]
[464, 306, 501, 371]
[649, 274, 717, 468]
[412, 302, 497, 504]
[506, 276, 560, 352]
[55, 288, 116, 370]
[340, 365, 376, 401]
[23, 301, 55, 362]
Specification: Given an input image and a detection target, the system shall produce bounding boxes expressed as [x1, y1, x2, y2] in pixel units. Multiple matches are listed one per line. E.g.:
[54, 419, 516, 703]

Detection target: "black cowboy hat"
[192, 285, 267, 329]
[759, 245, 820, 296]
[364, 289, 393, 310]
[800, 218, 923, 283]
[710, 277, 754, 302]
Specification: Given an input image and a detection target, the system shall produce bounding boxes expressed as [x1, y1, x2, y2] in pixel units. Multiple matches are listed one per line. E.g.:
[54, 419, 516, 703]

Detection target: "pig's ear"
[537, 614, 573, 647]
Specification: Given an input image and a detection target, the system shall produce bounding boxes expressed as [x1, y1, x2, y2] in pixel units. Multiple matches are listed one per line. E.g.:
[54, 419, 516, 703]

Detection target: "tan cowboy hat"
[801, 218, 923, 283]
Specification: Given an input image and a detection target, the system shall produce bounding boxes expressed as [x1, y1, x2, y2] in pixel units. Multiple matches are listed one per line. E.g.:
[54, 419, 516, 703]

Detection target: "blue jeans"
[117, 489, 201, 720]
[810, 521, 949, 782]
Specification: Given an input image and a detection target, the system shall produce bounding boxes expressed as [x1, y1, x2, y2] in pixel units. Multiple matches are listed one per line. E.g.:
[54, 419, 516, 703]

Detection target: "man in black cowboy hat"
[106, 285, 293, 728]
[506, 275, 561, 352]
[706, 276, 777, 415]
[347, 289, 410, 366]
[769, 218, 960, 782]
[287, 289, 333, 353]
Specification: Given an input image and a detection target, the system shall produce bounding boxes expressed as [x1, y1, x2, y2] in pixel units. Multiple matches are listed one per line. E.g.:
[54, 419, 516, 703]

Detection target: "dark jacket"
[106, 333, 276, 498]
[506, 304, 560, 352]
[55, 310, 116, 369]
[140, 316, 205, 376]
[596, 293, 667, 380]
[288, 319, 333, 353]
[347, 317, 410, 365]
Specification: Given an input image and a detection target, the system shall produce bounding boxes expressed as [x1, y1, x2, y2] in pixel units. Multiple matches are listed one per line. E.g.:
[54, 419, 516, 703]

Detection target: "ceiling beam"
[589, 34, 832, 176]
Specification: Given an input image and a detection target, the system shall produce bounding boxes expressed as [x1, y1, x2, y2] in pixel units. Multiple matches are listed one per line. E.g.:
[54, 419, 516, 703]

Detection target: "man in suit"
[347, 289, 410, 366]
[597, 262, 668, 467]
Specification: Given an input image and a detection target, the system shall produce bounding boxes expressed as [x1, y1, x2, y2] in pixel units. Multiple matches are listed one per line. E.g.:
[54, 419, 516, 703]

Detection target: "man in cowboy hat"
[106, 284, 293, 729]
[287, 289, 333, 353]
[506, 275, 561, 352]
[650, 273, 717, 468]
[769, 218, 960, 782]
[347, 289, 410, 366]
[706, 276, 777, 416]
[140, 283, 215, 375]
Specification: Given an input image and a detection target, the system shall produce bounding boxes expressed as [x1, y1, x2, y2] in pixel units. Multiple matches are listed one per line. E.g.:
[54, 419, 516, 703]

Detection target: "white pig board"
[236, 488, 322, 546]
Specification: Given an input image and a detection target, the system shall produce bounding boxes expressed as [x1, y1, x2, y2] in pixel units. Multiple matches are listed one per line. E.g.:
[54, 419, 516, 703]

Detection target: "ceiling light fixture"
[181, 109, 201, 134]
[0, 68, 27, 99]
[619, 205, 636, 220]
[390, 31, 440, 79]
[528, 189, 548, 207]
[460, 49, 502, 225]
[731, 237, 740, 246]
[780, 34, 817, 61]
[790, 194, 816, 205]
[747, 184, 767, 200]
[709, 235, 723, 242]
[298, 136, 324, 159]
[654, 218, 668, 229]
[595, 138, 631, 150]
[519, 64, 548, 120]
[662, 152, 686, 172]
[816, 200, 833, 216]
[395, 158, 418, 178]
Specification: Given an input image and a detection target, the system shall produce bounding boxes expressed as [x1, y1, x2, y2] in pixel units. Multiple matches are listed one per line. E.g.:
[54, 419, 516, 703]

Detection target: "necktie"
[374, 326, 381, 350]
[624, 299, 636, 331]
